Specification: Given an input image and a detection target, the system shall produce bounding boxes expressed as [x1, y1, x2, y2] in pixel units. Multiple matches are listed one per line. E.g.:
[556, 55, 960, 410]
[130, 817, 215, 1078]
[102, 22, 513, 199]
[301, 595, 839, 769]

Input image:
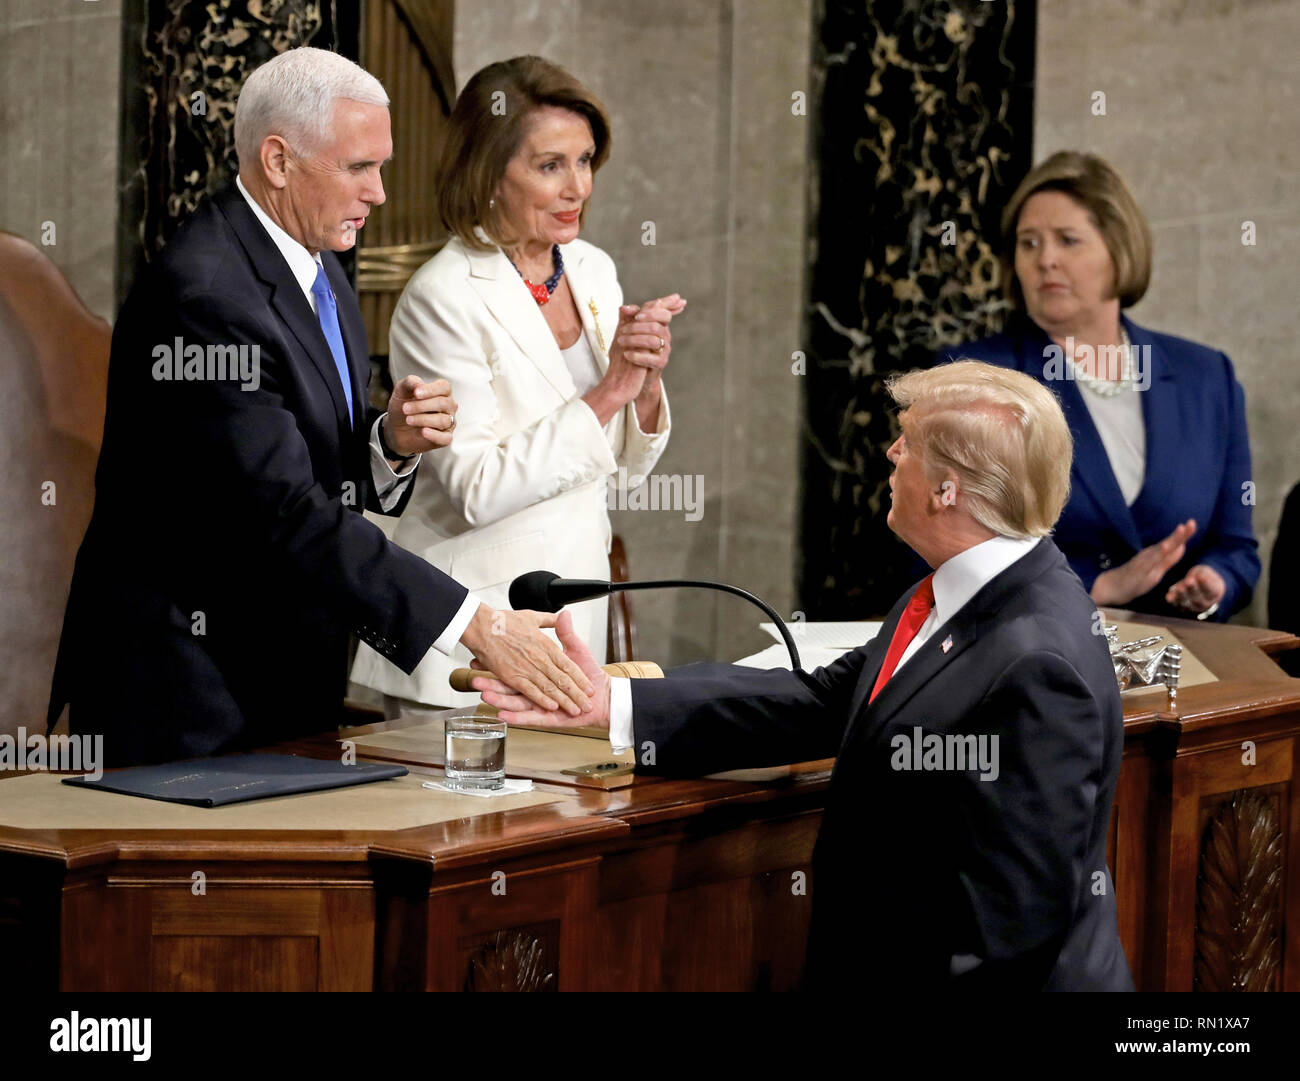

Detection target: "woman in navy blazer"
[939, 152, 1258, 621]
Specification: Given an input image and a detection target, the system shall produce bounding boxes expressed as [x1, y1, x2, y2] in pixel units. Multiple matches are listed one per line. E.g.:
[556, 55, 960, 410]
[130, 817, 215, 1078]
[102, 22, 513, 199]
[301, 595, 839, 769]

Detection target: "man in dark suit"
[475, 360, 1135, 991]
[48, 48, 590, 766]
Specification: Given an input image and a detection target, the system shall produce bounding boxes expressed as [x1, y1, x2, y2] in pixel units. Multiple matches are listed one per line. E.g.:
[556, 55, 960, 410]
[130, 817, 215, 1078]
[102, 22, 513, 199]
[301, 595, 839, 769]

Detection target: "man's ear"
[260, 136, 290, 190]
[937, 477, 959, 508]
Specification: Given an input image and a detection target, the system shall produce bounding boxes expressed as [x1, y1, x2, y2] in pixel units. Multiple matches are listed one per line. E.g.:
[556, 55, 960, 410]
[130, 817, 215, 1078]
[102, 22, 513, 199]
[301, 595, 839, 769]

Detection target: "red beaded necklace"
[510, 244, 565, 306]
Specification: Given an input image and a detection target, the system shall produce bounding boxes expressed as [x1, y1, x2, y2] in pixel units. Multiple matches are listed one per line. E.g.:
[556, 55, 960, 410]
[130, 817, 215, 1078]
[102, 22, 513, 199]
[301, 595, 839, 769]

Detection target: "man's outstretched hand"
[470, 610, 612, 729]
[459, 605, 593, 716]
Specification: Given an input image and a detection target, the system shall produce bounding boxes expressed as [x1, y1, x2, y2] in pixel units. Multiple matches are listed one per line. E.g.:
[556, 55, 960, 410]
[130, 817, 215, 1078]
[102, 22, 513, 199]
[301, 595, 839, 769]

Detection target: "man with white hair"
[49, 47, 591, 765]
[475, 360, 1135, 991]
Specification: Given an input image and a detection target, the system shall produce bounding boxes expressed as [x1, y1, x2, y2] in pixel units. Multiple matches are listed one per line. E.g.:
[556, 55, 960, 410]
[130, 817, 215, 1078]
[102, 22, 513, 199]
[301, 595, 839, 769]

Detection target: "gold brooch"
[588, 298, 608, 354]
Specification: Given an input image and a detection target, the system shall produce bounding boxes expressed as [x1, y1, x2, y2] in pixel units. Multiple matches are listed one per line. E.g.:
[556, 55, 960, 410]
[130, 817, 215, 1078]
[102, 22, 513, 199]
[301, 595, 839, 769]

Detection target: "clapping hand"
[383, 375, 458, 458]
[584, 293, 686, 426]
[1090, 519, 1197, 608]
[1166, 563, 1226, 615]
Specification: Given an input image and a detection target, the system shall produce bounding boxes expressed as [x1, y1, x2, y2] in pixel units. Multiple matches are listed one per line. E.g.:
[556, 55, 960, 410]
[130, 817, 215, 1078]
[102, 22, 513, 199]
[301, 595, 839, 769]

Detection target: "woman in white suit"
[352, 56, 684, 708]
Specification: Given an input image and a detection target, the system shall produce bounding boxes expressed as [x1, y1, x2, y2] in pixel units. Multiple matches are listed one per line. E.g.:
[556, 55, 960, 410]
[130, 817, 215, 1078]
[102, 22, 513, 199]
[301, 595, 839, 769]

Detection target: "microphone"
[508, 570, 802, 670]
[509, 571, 613, 612]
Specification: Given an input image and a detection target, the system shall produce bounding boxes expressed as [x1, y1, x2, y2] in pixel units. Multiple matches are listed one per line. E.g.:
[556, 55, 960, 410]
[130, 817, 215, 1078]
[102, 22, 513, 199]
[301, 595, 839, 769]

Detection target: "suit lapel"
[216, 187, 355, 435]
[465, 244, 575, 400]
[325, 253, 369, 428]
[563, 243, 613, 375]
[843, 590, 911, 727]
[268, 280, 355, 435]
[846, 539, 1060, 731]
[1126, 317, 1178, 517]
[1027, 326, 1143, 552]
[864, 602, 981, 722]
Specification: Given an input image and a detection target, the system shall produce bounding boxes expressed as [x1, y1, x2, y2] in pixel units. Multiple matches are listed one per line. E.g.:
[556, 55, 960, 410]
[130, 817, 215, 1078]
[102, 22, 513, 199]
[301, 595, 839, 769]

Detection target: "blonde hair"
[886, 361, 1072, 538]
[1001, 150, 1152, 310]
[437, 56, 611, 251]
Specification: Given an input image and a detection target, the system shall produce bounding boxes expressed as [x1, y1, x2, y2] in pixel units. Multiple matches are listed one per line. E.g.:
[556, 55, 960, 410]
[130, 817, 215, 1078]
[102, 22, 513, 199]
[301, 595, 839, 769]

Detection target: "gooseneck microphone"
[509, 570, 802, 671]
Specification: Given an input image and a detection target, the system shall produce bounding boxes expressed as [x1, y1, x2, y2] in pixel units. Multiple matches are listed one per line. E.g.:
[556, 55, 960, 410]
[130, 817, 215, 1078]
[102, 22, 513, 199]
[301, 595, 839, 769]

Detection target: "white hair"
[234, 47, 389, 167]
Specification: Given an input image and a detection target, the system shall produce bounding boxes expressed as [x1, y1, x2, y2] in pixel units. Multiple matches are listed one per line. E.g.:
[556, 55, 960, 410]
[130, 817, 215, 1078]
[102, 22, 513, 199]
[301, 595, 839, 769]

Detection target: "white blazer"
[351, 234, 671, 707]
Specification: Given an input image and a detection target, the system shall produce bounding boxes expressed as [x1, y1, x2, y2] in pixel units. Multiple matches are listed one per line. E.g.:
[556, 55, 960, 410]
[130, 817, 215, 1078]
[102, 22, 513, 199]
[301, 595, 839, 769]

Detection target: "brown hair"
[1000, 151, 1152, 309]
[887, 361, 1073, 538]
[437, 56, 611, 251]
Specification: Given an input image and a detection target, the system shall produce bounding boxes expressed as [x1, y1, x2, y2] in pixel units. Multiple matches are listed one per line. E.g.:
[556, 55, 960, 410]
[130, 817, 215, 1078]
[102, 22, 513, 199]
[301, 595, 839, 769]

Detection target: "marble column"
[801, 0, 1037, 617]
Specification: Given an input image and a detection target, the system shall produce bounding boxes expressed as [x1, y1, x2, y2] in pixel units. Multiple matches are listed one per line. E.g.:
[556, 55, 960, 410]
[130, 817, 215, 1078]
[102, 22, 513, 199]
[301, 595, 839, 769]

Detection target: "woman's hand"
[1090, 519, 1196, 607]
[470, 610, 611, 729]
[1166, 564, 1226, 615]
[583, 293, 686, 427]
[384, 375, 458, 459]
[628, 295, 686, 431]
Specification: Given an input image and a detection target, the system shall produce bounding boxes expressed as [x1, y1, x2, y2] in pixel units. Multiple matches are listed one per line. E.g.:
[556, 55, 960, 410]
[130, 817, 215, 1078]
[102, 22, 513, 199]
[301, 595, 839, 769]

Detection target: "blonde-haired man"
[476, 359, 1134, 992]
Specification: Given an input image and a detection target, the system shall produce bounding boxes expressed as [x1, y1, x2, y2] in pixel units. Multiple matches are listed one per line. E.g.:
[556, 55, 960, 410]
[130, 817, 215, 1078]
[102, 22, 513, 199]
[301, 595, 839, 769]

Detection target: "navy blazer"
[48, 185, 468, 765]
[630, 539, 1133, 991]
[939, 315, 1259, 620]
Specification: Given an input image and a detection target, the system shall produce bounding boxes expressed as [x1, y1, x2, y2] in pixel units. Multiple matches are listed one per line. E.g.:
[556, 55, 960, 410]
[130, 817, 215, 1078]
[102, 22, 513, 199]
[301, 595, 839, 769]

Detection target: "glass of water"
[442, 710, 507, 791]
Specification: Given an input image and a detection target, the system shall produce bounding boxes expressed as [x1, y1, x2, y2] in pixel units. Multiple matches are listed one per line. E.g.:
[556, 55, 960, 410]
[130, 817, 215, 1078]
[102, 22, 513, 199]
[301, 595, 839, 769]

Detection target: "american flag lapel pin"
[941, 635, 953, 653]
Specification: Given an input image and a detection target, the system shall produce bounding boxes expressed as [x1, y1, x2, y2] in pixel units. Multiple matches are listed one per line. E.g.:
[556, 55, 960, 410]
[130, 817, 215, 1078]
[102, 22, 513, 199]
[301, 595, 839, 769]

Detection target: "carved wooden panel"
[464, 926, 557, 991]
[1194, 788, 1284, 991]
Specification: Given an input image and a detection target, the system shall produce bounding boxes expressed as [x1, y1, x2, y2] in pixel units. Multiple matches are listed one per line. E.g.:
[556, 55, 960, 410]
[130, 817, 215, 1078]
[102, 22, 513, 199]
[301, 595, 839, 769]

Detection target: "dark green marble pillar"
[116, 0, 357, 307]
[801, 0, 1037, 616]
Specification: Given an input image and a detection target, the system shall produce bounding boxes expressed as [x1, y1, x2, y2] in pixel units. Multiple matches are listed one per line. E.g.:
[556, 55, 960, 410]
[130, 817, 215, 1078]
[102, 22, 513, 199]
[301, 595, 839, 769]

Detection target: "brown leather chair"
[606, 534, 636, 664]
[0, 233, 110, 738]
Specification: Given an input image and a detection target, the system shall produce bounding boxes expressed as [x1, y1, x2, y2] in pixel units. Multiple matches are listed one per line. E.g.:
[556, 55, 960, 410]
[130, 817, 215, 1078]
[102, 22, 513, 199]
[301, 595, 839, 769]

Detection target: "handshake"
[459, 609, 613, 731]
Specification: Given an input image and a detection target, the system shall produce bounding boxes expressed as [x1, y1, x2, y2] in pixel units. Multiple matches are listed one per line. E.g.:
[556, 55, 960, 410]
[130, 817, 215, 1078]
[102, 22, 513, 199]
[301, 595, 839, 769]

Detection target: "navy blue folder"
[62, 753, 408, 807]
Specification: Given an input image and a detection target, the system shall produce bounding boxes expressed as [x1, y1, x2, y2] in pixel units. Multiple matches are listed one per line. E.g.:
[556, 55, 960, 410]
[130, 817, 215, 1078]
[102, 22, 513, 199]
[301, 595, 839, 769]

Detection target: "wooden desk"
[1104, 610, 1300, 991]
[1, 614, 1296, 991]
[0, 734, 828, 991]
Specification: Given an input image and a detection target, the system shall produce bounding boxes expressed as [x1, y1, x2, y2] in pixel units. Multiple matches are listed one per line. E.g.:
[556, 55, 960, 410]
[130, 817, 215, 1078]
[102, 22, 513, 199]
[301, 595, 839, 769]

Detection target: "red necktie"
[869, 574, 936, 704]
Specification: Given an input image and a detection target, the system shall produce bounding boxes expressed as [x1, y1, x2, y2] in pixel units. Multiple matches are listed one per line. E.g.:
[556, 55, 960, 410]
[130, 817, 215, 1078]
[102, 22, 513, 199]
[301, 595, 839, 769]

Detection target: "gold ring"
[658, 337, 665, 351]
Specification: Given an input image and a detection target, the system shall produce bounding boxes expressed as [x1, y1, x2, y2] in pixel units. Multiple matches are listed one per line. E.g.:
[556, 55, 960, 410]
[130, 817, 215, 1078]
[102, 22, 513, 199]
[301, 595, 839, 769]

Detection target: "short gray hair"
[234, 47, 389, 167]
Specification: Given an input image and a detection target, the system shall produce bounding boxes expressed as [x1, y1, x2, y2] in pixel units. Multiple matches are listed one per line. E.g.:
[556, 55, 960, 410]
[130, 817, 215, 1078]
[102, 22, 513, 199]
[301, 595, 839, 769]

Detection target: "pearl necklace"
[1067, 327, 1136, 398]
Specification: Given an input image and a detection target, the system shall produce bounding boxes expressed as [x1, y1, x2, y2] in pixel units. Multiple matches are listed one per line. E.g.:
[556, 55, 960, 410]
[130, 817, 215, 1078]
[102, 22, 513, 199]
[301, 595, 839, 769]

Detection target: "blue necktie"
[310, 262, 354, 424]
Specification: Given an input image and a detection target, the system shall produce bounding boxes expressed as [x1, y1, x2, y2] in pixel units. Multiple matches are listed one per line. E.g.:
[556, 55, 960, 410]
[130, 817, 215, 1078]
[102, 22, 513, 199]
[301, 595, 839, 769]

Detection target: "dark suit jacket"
[631, 539, 1133, 991]
[939, 315, 1259, 620]
[1269, 482, 1300, 676]
[48, 184, 467, 765]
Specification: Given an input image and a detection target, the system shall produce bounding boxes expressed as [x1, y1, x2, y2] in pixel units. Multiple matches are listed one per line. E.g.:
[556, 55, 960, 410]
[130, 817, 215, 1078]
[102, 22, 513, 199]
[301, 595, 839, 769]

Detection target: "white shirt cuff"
[609, 677, 634, 753]
[433, 591, 482, 655]
[629, 385, 671, 439]
[369, 415, 420, 510]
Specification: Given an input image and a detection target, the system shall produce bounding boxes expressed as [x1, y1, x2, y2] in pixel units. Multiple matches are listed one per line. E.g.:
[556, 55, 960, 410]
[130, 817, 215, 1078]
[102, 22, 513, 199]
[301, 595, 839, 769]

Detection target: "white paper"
[422, 778, 534, 797]
[733, 643, 860, 672]
[759, 621, 883, 649]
